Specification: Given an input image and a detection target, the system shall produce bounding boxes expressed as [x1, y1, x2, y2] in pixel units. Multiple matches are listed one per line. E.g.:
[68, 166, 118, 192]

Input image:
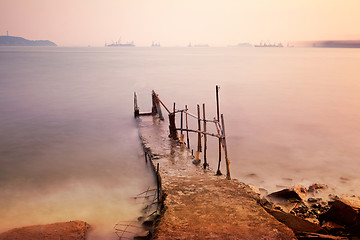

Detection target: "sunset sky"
[1, 0, 360, 47]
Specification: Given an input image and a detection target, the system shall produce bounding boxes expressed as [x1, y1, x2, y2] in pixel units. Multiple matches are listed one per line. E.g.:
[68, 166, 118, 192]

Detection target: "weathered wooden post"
[221, 114, 231, 180]
[168, 103, 178, 140]
[193, 104, 202, 165]
[180, 110, 184, 144]
[216, 85, 222, 175]
[156, 163, 160, 202]
[185, 105, 190, 149]
[134, 92, 139, 118]
[203, 103, 208, 169]
[152, 91, 164, 120]
[152, 91, 158, 115]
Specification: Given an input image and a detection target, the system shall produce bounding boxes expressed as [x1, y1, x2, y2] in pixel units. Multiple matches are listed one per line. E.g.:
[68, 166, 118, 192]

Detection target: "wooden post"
[185, 105, 190, 148]
[203, 103, 207, 169]
[180, 110, 184, 143]
[216, 85, 222, 175]
[152, 91, 157, 115]
[169, 103, 177, 140]
[152, 90, 164, 120]
[168, 112, 178, 140]
[134, 92, 139, 118]
[221, 114, 231, 180]
[193, 104, 201, 165]
[197, 104, 202, 152]
[156, 163, 160, 202]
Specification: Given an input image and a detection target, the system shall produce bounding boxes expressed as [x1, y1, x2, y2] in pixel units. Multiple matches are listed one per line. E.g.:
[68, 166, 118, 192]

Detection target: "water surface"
[1, 46, 360, 238]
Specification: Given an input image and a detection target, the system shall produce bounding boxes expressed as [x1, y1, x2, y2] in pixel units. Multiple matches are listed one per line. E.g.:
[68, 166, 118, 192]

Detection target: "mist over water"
[1, 47, 360, 237]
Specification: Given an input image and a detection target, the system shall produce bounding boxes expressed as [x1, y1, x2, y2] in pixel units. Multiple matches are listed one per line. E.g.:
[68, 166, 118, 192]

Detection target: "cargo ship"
[105, 38, 135, 47]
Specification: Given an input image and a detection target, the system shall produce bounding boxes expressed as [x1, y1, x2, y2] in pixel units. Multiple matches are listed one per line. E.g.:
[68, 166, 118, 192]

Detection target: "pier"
[133, 87, 296, 239]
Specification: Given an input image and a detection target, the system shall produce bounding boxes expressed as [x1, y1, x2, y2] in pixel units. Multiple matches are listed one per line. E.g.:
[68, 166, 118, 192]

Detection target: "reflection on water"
[1, 47, 360, 237]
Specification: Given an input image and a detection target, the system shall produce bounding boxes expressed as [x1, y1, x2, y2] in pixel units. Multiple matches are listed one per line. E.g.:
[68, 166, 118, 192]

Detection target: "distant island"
[312, 40, 360, 48]
[0, 36, 57, 46]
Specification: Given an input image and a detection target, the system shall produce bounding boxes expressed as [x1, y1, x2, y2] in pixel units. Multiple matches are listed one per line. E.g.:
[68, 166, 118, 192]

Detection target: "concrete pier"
[137, 115, 296, 239]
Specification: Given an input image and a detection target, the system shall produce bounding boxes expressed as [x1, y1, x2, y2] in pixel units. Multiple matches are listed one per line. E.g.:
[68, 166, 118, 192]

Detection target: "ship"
[152, 42, 160, 47]
[105, 38, 135, 47]
[254, 42, 283, 48]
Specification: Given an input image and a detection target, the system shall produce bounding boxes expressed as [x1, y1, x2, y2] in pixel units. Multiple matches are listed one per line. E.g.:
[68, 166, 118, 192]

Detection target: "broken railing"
[134, 85, 231, 180]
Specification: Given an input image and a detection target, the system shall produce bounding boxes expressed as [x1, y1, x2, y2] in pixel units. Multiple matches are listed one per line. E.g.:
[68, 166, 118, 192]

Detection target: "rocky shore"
[261, 183, 360, 239]
[0, 221, 90, 240]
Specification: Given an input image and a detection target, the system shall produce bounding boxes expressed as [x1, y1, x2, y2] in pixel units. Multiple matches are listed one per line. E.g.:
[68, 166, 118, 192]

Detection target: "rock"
[319, 198, 360, 226]
[0, 221, 90, 240]
[296, 232, 348, 239]
[348, 222, 360, 237]
[293, 185, 308, 200]
[308, 183, 328, 193]
[264, 207, 325, 234]
[308, 198, 318, 203]
[267, 189, 302, 202]
[267, 185, 307, 202]
[134, 230, 152, 240]
[311, 203, 322, 209]
[305, 218, 320, 225]
[192, 159, 201, 165]
[248, 184, 261, 195]
[321, 221, 345, 233]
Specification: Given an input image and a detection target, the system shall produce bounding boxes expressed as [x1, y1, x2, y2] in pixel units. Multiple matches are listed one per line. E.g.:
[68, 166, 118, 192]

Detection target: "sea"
[1, 46, 360, 239]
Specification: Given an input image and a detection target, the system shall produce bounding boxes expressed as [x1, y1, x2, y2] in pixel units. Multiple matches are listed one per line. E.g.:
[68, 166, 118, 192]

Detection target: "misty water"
[1, 46, 360, 238]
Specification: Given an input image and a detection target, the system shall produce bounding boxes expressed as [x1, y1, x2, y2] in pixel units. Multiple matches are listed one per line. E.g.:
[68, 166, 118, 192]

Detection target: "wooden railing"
[134, 86, 231, 180]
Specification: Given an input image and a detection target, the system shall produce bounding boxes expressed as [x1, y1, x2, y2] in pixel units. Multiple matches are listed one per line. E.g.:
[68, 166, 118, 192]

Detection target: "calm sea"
[1, 46, 360, 238]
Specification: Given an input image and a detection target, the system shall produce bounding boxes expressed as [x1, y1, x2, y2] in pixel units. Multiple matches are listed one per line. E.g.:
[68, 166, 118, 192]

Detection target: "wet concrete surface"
[137, 116, 296, 239]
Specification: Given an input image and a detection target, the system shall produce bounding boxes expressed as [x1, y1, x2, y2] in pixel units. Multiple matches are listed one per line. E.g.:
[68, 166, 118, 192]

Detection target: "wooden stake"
[168, 112, 178, 140]
[180, 110, 184, 143]
[216, 85, 222, 175]
[134, 92, 139, 118]
[151, 91, 157, 115]
[185, 105, 190, 148]
[203, 103, 207, 169]
[156, 163, 160, 202]
[221, 114, 231, 180]
[197, 104, 202, 153]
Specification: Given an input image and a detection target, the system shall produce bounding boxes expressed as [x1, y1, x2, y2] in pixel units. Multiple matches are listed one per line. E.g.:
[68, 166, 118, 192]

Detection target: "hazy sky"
[1, 0, 360, 46]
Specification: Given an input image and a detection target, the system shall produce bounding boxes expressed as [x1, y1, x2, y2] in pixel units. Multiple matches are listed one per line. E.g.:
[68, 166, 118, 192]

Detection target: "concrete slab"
[137, 116, 296, 240]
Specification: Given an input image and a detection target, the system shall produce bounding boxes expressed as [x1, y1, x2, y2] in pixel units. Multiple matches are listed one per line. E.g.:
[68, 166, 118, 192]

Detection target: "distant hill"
[0, 36, 57, 46]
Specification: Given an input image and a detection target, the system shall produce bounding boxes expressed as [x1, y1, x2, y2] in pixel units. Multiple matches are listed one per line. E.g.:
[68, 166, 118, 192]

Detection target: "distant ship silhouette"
[255, 42, 283, 48]
[105, 38, 135, 47]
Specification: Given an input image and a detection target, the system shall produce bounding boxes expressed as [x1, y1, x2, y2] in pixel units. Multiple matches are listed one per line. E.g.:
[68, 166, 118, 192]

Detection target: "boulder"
[319, 198, 360, 226]
[308, 183, 328, 193]
[264, 207, 325, 234]
[134, 230, 152, 240]
[267, 185, 307, 202]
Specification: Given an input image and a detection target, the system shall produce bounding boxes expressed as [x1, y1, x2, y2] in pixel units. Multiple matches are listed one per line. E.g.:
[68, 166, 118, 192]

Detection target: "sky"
[1, 0, 360, 47]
